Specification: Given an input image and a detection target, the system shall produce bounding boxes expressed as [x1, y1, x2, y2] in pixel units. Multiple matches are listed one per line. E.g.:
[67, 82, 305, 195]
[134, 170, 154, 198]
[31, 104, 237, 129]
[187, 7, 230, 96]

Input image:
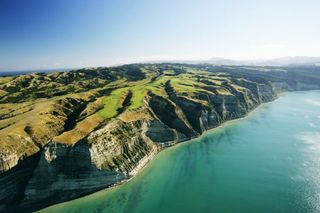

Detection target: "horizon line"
[1, 55, 320, 73]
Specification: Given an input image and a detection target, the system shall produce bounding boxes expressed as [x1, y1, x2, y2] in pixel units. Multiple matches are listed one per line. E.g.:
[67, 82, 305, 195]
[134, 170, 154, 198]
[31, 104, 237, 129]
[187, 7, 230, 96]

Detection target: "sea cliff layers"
[0, 64, 319, 211]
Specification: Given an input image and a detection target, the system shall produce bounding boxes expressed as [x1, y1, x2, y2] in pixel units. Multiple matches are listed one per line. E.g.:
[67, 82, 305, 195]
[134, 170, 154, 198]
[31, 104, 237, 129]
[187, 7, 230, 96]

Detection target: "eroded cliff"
[0, 64, 319, 211]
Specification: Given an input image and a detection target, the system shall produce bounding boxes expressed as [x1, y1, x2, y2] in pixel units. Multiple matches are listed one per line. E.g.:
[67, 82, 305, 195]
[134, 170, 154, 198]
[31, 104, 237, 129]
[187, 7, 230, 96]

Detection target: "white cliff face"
[129, 145, 158, 176]
[273, 81, 320, 92]
[88, 122, 124, 170]
[257, 84, 275, 102]
[13, 114, 194, 211]
[272, 82, 295, 92]
[296, 82, 319, 90]
[87, 119, 157, 173]
[0, 135, 38, 173]
[20, 140, 126, 211]
[0, 153, 19, 173]
[44, 142, 58, 163]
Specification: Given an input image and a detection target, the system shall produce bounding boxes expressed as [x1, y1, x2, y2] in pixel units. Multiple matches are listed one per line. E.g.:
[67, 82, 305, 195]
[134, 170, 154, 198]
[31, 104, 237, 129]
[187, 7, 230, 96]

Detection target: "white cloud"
[250, 44, 286, 49]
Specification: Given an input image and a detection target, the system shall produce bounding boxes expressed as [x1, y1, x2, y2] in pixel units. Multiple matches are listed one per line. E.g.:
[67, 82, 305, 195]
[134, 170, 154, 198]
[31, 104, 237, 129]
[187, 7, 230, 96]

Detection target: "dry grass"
[119, 109, 152, 122]
[54, 114, 104, 145]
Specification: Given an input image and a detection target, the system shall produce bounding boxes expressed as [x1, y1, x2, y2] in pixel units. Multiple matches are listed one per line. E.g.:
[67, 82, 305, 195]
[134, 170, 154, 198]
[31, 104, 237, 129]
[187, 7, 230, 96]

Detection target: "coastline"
[39, 96, 278, 212]
[40, 89, 320, 213]
[1, 61, 320, 212]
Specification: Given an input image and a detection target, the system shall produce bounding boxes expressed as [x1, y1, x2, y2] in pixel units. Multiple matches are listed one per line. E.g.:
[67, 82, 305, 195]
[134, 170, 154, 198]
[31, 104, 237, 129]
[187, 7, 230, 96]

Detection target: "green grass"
[98, 87, 129, 119]
[171, 76, 208, 93]
[130, 87, 146, 109]
[97, 77, 167, 116]
[126, 77, 169, 109]
[97, 67, 232, 115]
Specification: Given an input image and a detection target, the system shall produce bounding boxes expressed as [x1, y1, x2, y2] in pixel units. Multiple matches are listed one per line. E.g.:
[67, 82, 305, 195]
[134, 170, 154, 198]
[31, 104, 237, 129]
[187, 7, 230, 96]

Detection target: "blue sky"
[1, 0, 320, 71]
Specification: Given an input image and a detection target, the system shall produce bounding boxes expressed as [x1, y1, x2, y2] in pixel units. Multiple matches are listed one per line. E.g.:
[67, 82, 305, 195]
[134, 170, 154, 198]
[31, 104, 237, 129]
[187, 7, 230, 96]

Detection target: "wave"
[305, 99, 320, 106]
[309, 122, 319, 128]
[296, 132, 320, 146]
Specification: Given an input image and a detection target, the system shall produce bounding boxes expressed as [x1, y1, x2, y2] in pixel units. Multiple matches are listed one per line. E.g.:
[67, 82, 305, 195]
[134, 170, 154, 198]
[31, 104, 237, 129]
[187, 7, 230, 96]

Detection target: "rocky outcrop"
[145, 120, 188, 144]
[147, 94, 198, 137]
[0, 97, 88, 174]
[87, 119, 156, 173]
[19, 141, 125, 212]
[0, 152, 40, 211]
[15, 118, 160, 211]
[0, 136, 39, 173]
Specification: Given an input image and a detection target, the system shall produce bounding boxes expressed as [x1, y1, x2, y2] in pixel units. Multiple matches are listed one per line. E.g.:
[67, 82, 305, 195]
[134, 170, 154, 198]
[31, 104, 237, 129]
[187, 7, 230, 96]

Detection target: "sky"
[1, 0, 320, 71]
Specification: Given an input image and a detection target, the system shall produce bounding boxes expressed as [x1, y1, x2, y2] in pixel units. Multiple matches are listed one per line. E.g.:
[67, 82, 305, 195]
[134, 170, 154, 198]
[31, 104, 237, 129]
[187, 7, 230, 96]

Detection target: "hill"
[0, 64, 320, 211]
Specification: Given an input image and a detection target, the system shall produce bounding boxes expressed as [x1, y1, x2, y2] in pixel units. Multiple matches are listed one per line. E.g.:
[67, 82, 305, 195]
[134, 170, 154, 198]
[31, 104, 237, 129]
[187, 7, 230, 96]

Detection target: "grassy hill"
[0, 63, 320, 211]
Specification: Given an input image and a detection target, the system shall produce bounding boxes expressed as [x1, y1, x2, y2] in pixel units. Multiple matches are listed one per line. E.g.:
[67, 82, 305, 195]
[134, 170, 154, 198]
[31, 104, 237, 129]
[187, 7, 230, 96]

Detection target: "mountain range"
[145, 56, 320, 67]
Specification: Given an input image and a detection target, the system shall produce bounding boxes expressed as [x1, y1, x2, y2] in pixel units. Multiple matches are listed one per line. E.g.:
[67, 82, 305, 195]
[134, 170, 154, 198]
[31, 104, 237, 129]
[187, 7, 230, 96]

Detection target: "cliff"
[0, 64, 319, 211]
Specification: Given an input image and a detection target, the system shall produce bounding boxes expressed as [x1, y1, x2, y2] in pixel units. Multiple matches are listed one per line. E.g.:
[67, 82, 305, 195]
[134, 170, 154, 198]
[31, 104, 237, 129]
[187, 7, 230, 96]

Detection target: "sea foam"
[305, 99, 320, 106]
[296, 132, 320, 143]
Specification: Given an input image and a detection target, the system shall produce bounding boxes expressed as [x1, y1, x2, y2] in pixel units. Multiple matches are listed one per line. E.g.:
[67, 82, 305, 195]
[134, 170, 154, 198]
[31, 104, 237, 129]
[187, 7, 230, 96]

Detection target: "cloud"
[250, 44, 285, 49]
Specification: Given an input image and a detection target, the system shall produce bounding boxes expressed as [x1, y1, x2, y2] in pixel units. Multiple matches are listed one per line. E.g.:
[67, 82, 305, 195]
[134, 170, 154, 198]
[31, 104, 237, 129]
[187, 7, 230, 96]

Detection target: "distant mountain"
[259, 56, 320, 66]
[204, 56, 320, 67]
[144, 56, 320, 67]
[0, 68, 72, 76]
[203, 57, 242, 65]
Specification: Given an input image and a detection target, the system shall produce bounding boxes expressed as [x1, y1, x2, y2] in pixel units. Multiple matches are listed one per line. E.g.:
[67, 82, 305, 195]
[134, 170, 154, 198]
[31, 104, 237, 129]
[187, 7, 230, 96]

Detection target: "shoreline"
[40, 89, 320, 213]
[40, 96, 278, 212]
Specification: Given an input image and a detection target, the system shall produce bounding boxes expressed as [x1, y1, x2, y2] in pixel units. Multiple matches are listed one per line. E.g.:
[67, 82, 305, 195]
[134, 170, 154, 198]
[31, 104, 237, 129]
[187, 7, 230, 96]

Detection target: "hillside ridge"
[0, 64, 320, 211]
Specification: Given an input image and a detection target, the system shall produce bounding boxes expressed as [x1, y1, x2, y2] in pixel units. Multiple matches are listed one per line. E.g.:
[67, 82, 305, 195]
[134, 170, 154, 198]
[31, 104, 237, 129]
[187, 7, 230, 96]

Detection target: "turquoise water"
[42, 91, 320, 213]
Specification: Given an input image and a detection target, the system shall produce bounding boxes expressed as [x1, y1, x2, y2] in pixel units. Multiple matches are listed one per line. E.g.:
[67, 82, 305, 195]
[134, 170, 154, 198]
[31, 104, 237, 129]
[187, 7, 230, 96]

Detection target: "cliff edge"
[0, 64, 319, 211]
